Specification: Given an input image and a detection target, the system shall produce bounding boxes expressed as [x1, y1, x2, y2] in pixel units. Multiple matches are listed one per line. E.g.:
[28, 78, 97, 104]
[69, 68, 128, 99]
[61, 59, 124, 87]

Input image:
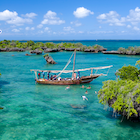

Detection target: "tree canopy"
[98, 64, 140, 119]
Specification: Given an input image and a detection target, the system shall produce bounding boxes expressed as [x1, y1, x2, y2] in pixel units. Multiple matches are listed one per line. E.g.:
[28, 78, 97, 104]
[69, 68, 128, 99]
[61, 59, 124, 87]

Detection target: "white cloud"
[133, 26, 140, 31]
[53, 32, 56, 34]
[99, 26, 102, 28]
[97, 11, 125, 26]
[71, 21, 82, 27]
[0, 10, 17, 20]
[7, 17, 32, 26]
[0, 10, 33, 26]
[12, 29, 20, 32]
[31, 27, 34, 30]
[44, 27, 49, 31]
[63, 26, 74, 31]
[41, 10, 65, 25]
[38, 30, 44, 34]
[88, 31, 114, 34]
[97, 7, 140, 28]
[25, 27, 35, 30]
[127, 25, 131, 28]
[78, 31, 84, 33]
[37, 24, 43, 28]
[73, 7, 94, 18]
[22, 12, 37, 18]
[127, 7, 140, 24]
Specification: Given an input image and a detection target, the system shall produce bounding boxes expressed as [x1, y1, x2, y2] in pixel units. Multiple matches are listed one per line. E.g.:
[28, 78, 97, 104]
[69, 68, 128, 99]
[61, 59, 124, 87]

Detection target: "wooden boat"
[31, 50, 113, 85]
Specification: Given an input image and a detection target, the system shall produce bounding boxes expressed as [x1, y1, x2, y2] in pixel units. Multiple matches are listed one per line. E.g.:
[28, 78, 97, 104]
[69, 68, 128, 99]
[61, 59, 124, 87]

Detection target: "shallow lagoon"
[0, 46, 140, 139]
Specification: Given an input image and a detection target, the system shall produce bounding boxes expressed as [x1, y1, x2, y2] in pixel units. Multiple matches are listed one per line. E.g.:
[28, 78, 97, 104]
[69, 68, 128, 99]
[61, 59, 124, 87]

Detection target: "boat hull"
[36, 75, 101, 85]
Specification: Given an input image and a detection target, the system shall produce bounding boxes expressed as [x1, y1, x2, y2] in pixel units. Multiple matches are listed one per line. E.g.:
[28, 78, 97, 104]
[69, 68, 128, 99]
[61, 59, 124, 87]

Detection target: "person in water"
[82, 96, 88, 101]
[82, 85, 84, 88]
[87, 86, 91, 89]
[85, 91, 88, 94]
[65, 85, 70, 90]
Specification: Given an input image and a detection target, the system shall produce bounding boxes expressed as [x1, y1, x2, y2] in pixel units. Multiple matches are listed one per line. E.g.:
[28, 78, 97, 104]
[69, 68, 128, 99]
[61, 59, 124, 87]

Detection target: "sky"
[0, 0, 140, 40]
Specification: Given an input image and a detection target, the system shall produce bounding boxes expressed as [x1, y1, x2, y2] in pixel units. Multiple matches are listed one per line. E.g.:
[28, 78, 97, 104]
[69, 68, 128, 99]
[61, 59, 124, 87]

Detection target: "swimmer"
[86, 86, 91, 89]
[65, 85, 70, 90]
[82, 96, 88, 101]
[82, 85, 84, 88]
[95, 91, 97, 94]
[85, 91, 88, 94]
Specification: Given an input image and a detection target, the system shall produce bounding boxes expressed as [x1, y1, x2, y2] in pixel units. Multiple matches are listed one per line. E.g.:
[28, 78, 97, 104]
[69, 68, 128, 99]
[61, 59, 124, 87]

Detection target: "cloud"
[73, 7, 94, 18]
[127, 25, 131, 28]
[44, 27, 49, 31]
[12, 29, 20, 32]
[133, 26, 140, 31]
[97, 11, 125, 26]
[88, 31, 114, 34]
[78, 31, 84, 33]
[37, 24, 43, 28]
[25, 27, 35, 30]
[41, 10, 65, 25]
[71, 21, 82, 27]
[127, 7, 140, 24]
[63, 26, 74, 31]
[0, 10, 17, 20]
[7, 17, 32, 26]
[22, 12, 37, 18]
[97, 7, 140, 27]
[0, 10, 33, 26]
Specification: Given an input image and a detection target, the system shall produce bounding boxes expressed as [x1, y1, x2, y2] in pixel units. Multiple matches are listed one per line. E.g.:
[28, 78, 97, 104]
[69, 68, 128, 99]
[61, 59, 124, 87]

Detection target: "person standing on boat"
[74, 72, 76, 80]
[77, 71, 80, 79]
[53, 74, 57, 80]
[42, 71, 45, 79]
[47, 72, 50, 80]
[38, 72, 41, 79]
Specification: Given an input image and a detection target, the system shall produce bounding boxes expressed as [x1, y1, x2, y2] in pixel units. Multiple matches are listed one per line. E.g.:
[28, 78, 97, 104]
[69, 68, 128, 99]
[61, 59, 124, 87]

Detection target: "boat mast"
[72, 50, 76, 79]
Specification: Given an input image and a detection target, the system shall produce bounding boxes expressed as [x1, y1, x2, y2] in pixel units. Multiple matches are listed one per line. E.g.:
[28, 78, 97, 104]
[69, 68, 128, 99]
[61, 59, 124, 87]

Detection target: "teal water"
[1, 41, 140, 139]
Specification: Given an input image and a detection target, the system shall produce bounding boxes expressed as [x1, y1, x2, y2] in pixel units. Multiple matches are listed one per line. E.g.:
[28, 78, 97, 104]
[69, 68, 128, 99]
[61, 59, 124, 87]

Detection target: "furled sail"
[31, 65, 113, 73]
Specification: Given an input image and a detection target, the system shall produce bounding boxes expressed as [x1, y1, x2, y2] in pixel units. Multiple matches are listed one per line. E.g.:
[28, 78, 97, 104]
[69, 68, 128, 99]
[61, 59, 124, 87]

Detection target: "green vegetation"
[118, 46, 140, 54]
[43, 54, 49, 58]
[0, 40, 104, 52]
[98, 63, 140, 119]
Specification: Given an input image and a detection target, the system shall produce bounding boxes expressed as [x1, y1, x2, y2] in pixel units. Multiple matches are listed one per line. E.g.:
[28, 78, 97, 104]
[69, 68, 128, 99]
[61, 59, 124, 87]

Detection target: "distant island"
[0, 40, 107, 54]
[103, 46, 140, 55]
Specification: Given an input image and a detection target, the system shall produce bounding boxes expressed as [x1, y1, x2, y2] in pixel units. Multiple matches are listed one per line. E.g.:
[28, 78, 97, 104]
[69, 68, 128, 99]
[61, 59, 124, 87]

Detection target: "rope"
[56, 51, 74, 78]
[98, 67, 111, 76]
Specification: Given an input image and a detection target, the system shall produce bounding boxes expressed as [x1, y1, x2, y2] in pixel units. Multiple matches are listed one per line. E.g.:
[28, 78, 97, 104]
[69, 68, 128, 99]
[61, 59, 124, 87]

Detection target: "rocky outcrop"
[0, 48, 9, 52]
[65, 48, 75, 51]
[44, 55, 56, 64]
[30, 49, 42, 55]
[102, 51, 119, 54]
[44, 48, 58, 52]
[0, 47, 25, 52]
[103, 50, 140, 55]
[9, 47, 25, 52]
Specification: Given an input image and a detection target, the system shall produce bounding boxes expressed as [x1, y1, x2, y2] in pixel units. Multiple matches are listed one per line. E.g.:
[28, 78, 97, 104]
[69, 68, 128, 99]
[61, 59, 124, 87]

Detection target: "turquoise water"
[1, 41, 140, 139]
